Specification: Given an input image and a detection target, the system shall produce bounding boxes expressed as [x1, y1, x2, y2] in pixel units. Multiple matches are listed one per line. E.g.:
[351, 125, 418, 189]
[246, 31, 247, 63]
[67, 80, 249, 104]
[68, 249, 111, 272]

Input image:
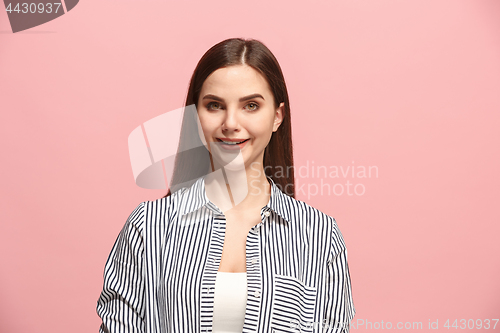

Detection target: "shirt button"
[251, 258, 258, 265]
[253, 290, 261, 298]
[264, 211, 271, 217]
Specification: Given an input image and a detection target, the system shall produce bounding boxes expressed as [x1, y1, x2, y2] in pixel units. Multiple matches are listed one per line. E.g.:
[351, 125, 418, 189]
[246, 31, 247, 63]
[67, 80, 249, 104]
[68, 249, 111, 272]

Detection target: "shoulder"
[278, 194, 349, 263]
[136, 186, 192, 225]
[124, 201, 147, 229]
[281, 193, 347, 248]
[279, 192, 337, 228]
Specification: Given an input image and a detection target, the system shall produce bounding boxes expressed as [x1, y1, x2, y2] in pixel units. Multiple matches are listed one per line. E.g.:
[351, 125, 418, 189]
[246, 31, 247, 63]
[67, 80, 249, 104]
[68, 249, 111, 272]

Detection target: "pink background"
[1, 0, 499, 332]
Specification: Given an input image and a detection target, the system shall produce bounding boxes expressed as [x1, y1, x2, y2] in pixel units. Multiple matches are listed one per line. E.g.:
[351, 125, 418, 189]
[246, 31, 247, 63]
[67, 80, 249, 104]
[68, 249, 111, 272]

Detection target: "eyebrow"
[202, 93, 265, 102]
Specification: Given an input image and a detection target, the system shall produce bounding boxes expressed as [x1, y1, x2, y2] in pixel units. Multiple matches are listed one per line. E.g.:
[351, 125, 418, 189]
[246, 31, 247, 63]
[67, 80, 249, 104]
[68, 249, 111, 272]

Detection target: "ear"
[273, 102, 285, 132]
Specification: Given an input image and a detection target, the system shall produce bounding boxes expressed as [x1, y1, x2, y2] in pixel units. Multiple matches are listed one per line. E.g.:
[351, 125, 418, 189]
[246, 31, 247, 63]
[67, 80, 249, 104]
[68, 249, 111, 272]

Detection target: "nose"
[221, 107, 240, 132]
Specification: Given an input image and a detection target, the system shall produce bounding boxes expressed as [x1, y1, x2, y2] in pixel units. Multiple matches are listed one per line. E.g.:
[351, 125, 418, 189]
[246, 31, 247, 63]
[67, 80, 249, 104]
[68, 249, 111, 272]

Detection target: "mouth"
[215, 138, 250, 150]
[216, 138, 249, 145]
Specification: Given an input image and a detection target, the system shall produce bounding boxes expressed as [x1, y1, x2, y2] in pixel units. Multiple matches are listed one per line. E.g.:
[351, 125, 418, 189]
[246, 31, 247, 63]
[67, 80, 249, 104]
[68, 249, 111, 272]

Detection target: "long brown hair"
[162, 38, 295, 198]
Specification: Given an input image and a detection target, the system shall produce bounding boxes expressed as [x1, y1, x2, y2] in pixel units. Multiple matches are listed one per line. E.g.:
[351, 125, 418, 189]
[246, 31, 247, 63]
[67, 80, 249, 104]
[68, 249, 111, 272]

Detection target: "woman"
[97, 38, 355, 333]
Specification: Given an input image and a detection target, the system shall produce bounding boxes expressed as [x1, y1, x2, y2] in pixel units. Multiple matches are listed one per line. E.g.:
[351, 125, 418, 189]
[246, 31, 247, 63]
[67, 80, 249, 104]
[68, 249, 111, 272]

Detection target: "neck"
[204, 161, 271, 213]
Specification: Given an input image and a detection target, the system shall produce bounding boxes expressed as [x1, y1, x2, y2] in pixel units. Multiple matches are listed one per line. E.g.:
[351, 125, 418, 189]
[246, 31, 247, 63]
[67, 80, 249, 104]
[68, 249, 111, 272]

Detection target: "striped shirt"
[96, 175, 355, 333]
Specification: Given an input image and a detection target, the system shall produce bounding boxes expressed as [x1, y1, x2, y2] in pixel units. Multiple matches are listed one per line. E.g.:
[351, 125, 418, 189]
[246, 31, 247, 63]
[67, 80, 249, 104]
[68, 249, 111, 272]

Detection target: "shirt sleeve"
[323, 218, 356, 333]
[96, 202, 146, 333]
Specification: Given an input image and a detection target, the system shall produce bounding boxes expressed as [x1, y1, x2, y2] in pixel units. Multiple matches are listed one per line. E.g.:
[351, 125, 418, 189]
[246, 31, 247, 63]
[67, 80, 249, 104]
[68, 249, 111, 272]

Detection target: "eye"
[246, 102, 259, 111]
[206, 102, 222, 110]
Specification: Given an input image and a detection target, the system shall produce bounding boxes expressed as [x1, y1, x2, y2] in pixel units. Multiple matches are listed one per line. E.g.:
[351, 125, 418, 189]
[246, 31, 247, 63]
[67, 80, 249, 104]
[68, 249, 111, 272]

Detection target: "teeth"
[220, 139, 247, 145]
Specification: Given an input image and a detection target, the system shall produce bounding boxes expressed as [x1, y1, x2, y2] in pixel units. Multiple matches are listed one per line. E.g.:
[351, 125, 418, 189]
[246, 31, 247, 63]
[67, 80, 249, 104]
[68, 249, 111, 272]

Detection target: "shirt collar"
[177, 175, 294, 224]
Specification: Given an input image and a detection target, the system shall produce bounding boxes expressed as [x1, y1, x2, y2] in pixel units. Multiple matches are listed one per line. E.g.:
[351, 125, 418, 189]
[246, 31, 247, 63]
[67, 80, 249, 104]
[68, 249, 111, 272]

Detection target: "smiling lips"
[215, 138, 250, 150]
[217, 138, 249, 144]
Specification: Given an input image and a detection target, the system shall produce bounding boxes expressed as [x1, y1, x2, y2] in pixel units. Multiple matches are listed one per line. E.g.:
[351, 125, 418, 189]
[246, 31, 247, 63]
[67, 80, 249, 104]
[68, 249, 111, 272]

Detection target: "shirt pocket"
[270, 274, 317, 333]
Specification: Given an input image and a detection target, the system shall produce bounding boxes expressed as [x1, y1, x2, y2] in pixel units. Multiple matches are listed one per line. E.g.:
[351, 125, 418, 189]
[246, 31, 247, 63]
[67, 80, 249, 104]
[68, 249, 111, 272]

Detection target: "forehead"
[200, 65, 273, 97]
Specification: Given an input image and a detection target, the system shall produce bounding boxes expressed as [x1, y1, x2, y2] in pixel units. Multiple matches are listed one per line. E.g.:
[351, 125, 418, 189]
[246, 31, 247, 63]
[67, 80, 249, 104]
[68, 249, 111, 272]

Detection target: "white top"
[212, 271, 248, 333]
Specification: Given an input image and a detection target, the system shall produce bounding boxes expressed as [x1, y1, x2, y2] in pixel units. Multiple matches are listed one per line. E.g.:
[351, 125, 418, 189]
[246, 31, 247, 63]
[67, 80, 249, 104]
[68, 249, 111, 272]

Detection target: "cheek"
[196, 113, 214, 146]
[251, 123, 274, 143]
[198, 115, 215, 135]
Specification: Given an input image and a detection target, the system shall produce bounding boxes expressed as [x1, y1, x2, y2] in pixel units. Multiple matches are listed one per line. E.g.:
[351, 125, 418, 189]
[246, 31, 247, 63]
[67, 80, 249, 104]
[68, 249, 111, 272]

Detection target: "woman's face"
[197, 64, 284, 171]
